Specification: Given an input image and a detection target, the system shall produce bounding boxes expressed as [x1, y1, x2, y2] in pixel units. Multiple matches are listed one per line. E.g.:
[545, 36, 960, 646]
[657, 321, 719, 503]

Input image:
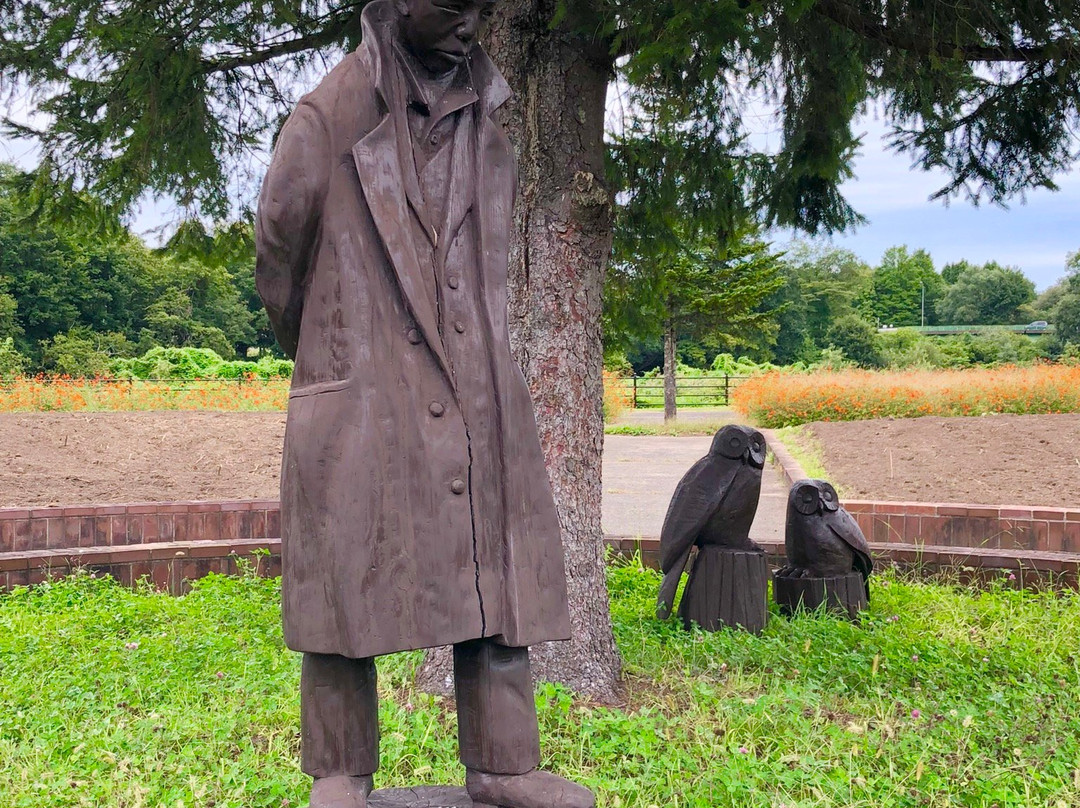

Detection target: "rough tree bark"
[491, 0, 621, 702]
[663, 317, 678, 423]
[417, 0, 622, 703]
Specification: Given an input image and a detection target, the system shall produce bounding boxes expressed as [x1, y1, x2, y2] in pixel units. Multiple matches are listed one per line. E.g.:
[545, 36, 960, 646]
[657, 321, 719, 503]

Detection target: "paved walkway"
[601, 410, 788, 544]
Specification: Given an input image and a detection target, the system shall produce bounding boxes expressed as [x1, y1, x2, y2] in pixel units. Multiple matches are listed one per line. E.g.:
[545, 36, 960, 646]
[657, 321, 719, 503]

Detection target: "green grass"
[3, 564, 1080, 807]
[771, 425, 835, 485]
[605, 419, 735, 437]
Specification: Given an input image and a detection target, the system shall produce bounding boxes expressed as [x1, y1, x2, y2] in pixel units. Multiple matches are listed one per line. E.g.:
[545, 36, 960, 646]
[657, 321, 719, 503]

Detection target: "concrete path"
[601, 425, 788, 545]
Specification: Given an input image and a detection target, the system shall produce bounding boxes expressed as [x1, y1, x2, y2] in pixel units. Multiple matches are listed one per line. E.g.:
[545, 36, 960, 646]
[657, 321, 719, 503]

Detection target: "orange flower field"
[732, 364, 1080, 427]
[0, 376, 291, 412]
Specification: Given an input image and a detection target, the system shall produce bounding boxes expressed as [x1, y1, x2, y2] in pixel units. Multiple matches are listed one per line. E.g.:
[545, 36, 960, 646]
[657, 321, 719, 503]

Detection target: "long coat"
[255, 1, 571, 659]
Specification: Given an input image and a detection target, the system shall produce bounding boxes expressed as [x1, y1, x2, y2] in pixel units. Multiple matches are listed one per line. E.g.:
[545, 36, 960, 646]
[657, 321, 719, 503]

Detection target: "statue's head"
[395, 0, 496, 75]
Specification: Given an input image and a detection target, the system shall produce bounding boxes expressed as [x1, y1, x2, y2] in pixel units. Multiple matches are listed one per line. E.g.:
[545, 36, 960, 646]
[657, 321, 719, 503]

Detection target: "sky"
[3, 95, 1078, 293]
[796, 115, 1079, 293]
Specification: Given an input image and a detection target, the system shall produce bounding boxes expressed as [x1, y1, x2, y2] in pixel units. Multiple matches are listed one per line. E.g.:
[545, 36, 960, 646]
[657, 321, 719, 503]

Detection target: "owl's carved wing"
[827, 507, 873, 595]
[656, 458, 740, 619]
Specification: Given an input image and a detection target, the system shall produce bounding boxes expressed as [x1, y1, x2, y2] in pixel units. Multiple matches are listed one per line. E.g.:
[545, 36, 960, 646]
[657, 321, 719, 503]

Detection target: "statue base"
[773, 571, 867, 621]
[678, 546, 768, 634]
[363, 786, 474, 807]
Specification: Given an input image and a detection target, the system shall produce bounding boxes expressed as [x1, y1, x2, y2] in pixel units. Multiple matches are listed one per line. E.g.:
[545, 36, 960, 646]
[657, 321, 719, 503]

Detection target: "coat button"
[454, 321, 465, 333]
[447, 276, 460, 289]
[450, 478, 466, 495]
[429, 402, 445, 417]
[406, 328, 423, 344]
[429, 133, 439, 145]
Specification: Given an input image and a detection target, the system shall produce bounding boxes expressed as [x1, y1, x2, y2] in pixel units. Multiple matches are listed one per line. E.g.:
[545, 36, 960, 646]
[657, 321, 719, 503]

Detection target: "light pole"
[921, 281, 925, 327]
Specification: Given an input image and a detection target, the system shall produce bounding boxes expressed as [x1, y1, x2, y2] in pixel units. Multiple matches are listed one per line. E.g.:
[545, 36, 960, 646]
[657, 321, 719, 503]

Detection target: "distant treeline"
[614, 242, 1080, 373]
[0, 164, 276, 377]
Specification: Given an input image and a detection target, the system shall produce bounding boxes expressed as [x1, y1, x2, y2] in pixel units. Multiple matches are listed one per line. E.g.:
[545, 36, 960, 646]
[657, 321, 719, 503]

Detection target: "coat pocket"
[287, 378, 351, 399]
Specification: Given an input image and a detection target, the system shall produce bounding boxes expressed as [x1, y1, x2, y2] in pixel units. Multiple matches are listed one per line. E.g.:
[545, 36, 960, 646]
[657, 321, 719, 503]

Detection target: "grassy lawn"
[2, 563, 1078, 807]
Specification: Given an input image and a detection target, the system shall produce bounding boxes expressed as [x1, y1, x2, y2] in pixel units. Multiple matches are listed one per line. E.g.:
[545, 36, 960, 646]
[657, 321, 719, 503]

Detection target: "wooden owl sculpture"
[655, 424, 766, 619]
[780, 479, 873, 598]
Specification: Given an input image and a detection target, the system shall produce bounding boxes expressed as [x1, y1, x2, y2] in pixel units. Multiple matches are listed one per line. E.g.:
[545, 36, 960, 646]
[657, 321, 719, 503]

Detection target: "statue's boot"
[308, 774, 373, 808]
[466, 768, 595, 808]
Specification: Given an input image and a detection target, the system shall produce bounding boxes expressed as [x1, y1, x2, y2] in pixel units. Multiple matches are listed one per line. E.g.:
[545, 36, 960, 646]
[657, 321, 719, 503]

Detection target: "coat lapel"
[353, 117, 453, 384]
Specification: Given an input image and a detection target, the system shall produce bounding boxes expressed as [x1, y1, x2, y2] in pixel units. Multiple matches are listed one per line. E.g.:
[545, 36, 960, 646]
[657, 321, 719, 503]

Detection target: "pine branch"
[812, 0, 1079, 63]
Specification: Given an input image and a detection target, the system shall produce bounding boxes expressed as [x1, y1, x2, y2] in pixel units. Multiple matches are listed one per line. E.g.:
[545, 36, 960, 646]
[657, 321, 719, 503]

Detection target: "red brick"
[266, 509, 281, 538]
[189, 542, 228, 559]
[871, 515, 892, 543]
[29, 507, 64, 520]
[112, 564, 133, 587]
[239, 510, 266, 539]
[141, 515, 160, 542]
[8, 569, 29, 588]
[97, 505, 126, 516]
[190, 502, 222, 513]
[843, 501, 873, 514]
[965, 507, 998, 519]
[127, 503, 158, 515]
[173, 513, 191, 541]
[1066, 511, 1080, 523]
[46, 517, 67, 550]
[1033, 508, 1068, 522]
[0, 508, 31, 520]
[113, 547, 153, 564]
[130, 561, 152, 584]
[1064, 522, 1080, 553]
[120, 515, 142, 546]
[160, 502, 193, 514]
[92, 516, 111, 546]
[937, 505, 970, 517]
[192, 512, 221, 541]
[156, 515, 175, 542]
[0, 571, 7, 591]
[918, 517, 948, 545]
[221, 501, 252, 512]
[0, 554, 28, 572]
[0, 519, 12, 553]
[1033, 521, 1051, 552]
[28, 566, 50, 586]
[1047, 521, 1066, 553]
[150, 560, 171, 590]
[30, 519, 47, 551]
[249, 499, 278, 511]
[901, 515, 922, 542]
[219, 511, 240, 540]
[62, 506, 98, 517]
[1000, 507, 1034, 519]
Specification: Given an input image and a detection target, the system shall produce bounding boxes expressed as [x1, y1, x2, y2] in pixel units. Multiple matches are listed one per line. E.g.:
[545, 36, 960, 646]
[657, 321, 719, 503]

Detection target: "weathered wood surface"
[366, 786, 474, 807]
[773, 570, 867, 621]
[678, 546, 768, 634]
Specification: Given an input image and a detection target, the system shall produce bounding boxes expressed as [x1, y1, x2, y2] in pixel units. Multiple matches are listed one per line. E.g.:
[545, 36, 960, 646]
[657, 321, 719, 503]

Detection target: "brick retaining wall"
[3, 491, 1080, 593]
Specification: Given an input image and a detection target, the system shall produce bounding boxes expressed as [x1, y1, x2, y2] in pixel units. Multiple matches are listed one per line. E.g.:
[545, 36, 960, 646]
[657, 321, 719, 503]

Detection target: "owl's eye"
[822, 489, 834, 502]
[729, 437, 741, 450]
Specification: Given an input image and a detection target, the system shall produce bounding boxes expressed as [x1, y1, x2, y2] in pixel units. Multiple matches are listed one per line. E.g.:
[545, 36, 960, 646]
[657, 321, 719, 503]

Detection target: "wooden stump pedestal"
[678, 546, 768, 634]
[772, 571, 867, 621]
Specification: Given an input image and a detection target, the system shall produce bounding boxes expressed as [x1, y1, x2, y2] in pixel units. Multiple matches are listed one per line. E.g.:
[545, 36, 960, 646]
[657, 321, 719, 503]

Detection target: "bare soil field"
[2, 412, 1078, 509]
[1, 412, 285, 507]
[806, 413, 1080, 507]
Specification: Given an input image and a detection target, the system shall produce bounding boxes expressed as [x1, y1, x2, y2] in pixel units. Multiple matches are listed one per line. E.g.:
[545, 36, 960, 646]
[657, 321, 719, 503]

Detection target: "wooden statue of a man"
[255, 1, 593, 807]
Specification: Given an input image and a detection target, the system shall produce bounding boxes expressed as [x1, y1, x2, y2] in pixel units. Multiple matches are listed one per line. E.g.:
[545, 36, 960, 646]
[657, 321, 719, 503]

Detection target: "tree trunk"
[663, 318, 678, 423]
[418, 1, 621, 703]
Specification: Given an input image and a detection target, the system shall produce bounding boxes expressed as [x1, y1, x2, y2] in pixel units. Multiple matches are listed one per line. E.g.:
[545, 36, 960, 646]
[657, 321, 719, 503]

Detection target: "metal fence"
[620, 375, 749, 408]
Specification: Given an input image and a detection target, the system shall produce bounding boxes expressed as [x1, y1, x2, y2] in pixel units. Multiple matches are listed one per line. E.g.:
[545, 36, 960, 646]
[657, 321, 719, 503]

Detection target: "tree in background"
[1050, 251, 1080, 349]
[606, 227, 784, 421]
[766, 244, 872, 364]
[826, 314, 883, 368]
[936, 262, 1036, 325]
[867, 246, 943, 327]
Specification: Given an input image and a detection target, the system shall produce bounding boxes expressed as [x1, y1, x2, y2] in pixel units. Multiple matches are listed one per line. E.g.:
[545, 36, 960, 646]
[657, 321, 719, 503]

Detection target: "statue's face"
[396, 0, 496, 75]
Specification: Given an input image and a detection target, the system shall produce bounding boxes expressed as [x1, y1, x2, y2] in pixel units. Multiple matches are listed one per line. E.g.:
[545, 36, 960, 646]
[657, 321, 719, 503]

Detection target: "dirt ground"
[2, 411, 1079, 509]
[0, 412, 286, 507]
[806, 414, 1080, 507]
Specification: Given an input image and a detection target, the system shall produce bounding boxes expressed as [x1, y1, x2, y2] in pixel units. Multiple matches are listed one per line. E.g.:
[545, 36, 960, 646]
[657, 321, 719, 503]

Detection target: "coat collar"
[356, 0, 511, 120]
